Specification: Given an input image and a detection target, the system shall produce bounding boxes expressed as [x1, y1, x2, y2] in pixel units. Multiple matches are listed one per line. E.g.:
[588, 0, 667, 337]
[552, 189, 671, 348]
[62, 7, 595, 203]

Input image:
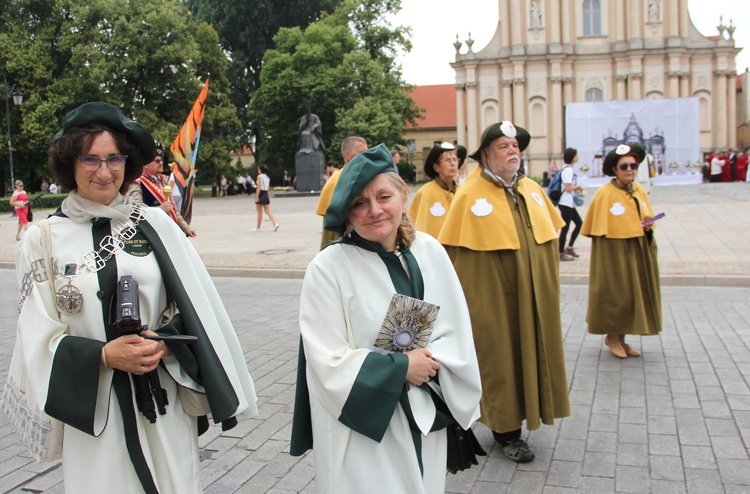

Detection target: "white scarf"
[61, 190, 134, 223]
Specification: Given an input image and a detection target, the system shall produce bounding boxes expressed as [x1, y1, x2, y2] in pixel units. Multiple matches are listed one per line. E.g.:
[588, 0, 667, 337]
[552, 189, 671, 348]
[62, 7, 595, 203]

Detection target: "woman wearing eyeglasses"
[6, 102, 257, 493]
[408, 142, 467, 238]
[581, 144, 662, 358]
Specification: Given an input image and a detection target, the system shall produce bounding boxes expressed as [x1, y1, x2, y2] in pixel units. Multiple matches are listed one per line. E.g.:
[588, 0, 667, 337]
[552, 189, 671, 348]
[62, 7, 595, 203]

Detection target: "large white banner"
[564, 98, 700, 176]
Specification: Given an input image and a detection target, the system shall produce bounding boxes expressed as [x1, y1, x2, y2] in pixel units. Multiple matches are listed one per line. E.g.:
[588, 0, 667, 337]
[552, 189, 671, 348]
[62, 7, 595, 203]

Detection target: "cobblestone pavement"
[1, 271, 749, 493]
[2, 182, 750, 283]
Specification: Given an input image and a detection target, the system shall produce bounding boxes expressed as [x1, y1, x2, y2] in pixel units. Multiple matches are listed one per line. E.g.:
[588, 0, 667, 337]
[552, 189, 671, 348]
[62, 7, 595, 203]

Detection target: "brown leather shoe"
[622, 343, 640, 357]
[605, 336, 627, 359]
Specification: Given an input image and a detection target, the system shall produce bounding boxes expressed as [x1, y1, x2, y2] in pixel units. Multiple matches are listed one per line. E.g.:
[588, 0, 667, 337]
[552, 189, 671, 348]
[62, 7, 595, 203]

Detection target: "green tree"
[186, 0, 342, 150]
[0, 0, 238, 192]
[248, 0, 421, 170]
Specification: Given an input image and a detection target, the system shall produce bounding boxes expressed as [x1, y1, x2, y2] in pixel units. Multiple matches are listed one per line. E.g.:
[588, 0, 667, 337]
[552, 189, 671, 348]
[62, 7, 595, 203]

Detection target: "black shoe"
[500, 438, 535, 463]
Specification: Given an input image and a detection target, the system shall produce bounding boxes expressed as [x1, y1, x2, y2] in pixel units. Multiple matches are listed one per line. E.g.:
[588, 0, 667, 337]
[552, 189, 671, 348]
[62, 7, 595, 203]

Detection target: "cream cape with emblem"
[298, 232, 481, 494]
[408, 179, 455, 238]
[438, 172, 564, 250]
[12, 193, 257, 493]
[581, 181, 655, 239]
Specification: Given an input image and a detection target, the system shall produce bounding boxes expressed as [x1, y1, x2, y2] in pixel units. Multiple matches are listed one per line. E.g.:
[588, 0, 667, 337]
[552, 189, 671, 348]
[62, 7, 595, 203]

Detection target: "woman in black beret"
[6, 102, 258, 493]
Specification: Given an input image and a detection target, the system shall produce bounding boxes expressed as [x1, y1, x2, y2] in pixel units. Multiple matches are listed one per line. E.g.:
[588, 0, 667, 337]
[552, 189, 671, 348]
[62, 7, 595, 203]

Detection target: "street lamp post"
[2, 81, 23, 191]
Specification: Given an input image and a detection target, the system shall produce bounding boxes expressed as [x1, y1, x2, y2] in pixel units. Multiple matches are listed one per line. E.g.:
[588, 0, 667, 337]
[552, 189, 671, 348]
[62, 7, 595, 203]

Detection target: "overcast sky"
[392, 0, 750, 86]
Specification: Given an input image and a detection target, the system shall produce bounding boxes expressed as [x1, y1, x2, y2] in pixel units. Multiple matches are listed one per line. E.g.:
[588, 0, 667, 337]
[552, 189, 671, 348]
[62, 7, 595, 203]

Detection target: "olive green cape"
[444, 183, 570, 433]
[586, 236, 661, 335]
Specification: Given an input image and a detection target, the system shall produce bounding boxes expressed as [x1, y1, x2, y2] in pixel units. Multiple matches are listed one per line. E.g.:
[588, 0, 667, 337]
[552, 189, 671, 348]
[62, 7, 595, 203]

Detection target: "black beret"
[423, 142, 467, 179]
[469, 121, 531, 161]
[602, 144, 646, 177]
[51, 102, 156, 167]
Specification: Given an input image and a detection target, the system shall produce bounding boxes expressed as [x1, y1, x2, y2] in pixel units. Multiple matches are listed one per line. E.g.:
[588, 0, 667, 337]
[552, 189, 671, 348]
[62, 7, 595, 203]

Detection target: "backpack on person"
[547, 166, 566, 205]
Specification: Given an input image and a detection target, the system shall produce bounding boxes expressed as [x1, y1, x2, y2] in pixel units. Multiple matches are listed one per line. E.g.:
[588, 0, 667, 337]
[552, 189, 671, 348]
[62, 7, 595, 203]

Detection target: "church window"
[585, 88, 603, 102]
[583, 0, 601, 36]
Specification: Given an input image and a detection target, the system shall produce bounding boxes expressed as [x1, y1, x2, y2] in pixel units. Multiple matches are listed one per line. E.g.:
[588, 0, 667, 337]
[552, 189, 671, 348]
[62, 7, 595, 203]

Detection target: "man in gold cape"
[438, 121, 570, 463]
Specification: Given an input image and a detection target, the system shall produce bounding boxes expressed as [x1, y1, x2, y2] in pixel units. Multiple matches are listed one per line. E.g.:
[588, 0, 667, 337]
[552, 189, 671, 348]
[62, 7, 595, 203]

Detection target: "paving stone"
[650, 455, 685, 481]
[681, 445, 717, 470]
[581, 451, 615, 477]
[615, 465, 651, 493]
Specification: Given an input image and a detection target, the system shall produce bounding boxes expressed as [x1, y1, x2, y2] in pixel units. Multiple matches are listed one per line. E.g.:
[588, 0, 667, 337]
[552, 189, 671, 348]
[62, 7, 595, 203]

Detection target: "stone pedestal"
[295, 150, 326, 191]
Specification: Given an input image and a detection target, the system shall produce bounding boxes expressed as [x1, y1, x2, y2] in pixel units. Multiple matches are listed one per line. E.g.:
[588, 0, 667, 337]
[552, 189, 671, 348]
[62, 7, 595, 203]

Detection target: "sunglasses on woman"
[617, 162, 638, 171]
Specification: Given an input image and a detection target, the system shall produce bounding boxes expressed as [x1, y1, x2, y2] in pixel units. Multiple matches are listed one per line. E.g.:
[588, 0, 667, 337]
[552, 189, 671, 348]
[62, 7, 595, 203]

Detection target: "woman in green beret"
[581, 144, 662, 358]
[291, 144, 483, 493]
[408, 142, 467, 238]
[6, 102, 258, 493]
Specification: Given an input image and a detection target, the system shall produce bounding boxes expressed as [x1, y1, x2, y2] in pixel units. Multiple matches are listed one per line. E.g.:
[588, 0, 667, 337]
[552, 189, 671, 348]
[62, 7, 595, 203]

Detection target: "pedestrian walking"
[253, 164, 279, 232]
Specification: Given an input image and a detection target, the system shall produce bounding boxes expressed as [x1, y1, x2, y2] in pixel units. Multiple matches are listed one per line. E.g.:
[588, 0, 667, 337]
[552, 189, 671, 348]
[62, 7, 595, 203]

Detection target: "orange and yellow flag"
[170, 78, 210, 224]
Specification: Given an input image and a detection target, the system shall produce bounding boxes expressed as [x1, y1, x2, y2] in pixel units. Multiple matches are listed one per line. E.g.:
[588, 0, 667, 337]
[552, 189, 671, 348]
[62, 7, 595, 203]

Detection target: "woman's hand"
[103, 334, 165, 375]
[141, 329, 173, 357]
[405, 347, 440, 386]
[159, 201, 174, 213]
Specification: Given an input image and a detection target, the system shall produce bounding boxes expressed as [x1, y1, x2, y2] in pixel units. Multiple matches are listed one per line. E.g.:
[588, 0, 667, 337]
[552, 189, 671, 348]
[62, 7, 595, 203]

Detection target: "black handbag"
[26, 204, 33, 222]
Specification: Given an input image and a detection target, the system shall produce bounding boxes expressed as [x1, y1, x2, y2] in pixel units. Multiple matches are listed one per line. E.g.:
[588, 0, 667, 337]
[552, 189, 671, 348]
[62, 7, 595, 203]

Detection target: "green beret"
[468, 121, 530, 161]
[51, 102, 156, 167]
[324, 143, 394, 236]
[602, 144, 646, 176]
[424, 142, 467, 179]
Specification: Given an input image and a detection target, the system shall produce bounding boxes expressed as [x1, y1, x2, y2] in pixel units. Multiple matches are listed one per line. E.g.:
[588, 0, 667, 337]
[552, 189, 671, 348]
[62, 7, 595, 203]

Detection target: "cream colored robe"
[295, 232, 481, 493]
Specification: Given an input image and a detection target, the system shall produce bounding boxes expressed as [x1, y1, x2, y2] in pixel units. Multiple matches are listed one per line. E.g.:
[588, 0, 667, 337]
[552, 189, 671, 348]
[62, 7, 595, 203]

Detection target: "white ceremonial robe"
[13, 205, 257, 493]
[299, 232, 482, 494]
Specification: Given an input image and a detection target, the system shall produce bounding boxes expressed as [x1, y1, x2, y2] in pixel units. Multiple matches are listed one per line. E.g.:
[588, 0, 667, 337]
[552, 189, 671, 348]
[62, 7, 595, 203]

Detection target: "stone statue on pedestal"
[295, 99, 326, 191]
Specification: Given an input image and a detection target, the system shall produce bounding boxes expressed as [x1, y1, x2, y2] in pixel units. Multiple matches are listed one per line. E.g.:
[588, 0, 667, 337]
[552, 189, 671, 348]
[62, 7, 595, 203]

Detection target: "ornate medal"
[56, 263, 83, 315]
[373, 294, 440, 354]
[56, 281, 83, 315]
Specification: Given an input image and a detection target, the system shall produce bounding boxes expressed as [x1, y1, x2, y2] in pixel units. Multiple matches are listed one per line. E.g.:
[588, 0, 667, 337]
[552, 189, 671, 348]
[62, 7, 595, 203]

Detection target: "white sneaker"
[251, 227, 261, 232]
[273, 223, 280, 232]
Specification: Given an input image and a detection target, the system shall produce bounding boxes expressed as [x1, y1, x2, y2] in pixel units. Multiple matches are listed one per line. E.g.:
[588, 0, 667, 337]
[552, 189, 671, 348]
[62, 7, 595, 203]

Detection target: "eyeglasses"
[154, 158, 164, 164]
[617, 162, 639, 171]
[78, 155, 128, 171]
[438, 157, 459, 165]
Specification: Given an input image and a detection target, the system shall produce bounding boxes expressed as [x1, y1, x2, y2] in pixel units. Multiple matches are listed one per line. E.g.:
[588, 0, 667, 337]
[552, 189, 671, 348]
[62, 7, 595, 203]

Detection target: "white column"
[727, 72, 737, 148]
[667, 0, 679, 38]
[714, 70, 727, 148]
[456, 84, 466, 147]
[550, 77, 563, 152]
[561, 0, 572, 44]
[510, 0, 522, 47]
[615, 0, 626, 41]
[549, 0, 561, 43]
[502, 80, 513, 120]
[679, 72, 690, 97]
[616, 75, 628, 100]
[466, 82, 479, 154]
[513, 78, 526, 128]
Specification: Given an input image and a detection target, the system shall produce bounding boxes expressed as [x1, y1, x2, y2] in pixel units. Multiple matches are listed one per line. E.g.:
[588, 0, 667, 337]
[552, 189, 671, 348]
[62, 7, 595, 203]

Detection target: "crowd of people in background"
[706, 149, 749, 183]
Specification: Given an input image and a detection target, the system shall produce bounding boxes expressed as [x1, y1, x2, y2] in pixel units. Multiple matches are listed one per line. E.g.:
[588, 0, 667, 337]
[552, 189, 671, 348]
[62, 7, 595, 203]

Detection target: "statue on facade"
[530, 1, 542, 29]
[648, 0, 660, 23]
[298, 98, 326, 154]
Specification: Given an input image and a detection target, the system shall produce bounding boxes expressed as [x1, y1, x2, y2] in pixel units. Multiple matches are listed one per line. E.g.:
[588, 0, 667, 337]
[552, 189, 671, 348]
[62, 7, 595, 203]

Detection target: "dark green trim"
[45, 336, 103, 434]
[93, 219, 159, 494]
[138, 221, 240, 427]
[338, 352, 408, 442]
[290, 338, 313, 456]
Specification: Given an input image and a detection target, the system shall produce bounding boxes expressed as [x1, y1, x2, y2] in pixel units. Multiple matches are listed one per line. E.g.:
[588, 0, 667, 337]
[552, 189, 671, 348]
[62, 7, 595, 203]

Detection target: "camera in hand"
[116, 275, 142, 333]
[115, 275, 168, 423]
